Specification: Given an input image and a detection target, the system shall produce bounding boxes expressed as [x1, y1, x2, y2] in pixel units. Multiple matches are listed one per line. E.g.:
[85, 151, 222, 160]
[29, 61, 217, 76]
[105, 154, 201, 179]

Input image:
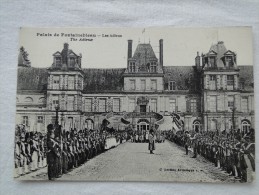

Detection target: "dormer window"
[129, 62, 135, 72]
[70, 57, 75, 67]
[225, 56, 234, 68]
[150, 62, 157, 73]
[169, 81, 176, 91]
[209, 56, 216, 67]
[55, 57, 61, 66]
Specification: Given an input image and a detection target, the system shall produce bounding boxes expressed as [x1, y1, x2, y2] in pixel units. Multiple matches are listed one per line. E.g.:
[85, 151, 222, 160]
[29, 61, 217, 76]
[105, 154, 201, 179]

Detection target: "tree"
[18, 46, 31, 67]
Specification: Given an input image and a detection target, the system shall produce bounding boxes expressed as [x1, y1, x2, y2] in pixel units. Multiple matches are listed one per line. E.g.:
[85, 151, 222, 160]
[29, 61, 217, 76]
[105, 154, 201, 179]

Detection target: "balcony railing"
[124, 112, 163, 121]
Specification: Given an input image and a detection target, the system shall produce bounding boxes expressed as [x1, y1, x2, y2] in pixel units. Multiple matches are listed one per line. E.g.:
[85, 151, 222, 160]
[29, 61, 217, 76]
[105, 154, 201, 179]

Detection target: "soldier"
[184, 131, 190, 155]
[190, 128, 200, 158]
[47, 124, 60, 181]
[30, 132, 39, 171]
[148, 130, 155, 154]
[25, 132, 32, 173]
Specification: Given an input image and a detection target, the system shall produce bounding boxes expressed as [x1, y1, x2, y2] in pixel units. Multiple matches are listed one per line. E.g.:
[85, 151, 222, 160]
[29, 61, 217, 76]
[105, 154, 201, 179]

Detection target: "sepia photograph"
[14, 27, 255, 183]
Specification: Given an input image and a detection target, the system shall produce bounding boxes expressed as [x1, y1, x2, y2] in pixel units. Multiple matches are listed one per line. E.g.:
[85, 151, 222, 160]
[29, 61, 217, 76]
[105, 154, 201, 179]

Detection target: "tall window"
[52, 96, 59, 110]
[169, 99, 176, 112]
[37, 116, 44, 123]
[141, 79, 146, 91]
[209, 96, 217, 112]
[68, 117, 73, 129]
[169, 81, 176, 91]
[23, 116, 29, 126]
[209, 75, 216, 90]
[227, 75, 234, 90]
[55, 57, 61, 66]
[150, 62, 157, 73]
[227, 96, 234, 111]
[129, 62, 135, 72]
[68, 76, 74, 90]
[67, 96, 74, 111]
[113, 98, 120, 112]
[70, 57, 75, 67]
[225, 56, 234, 67]
[151, 79, 157, 90]
[209, 56, 216, 67]
[190, 99, 197, 113]
[150, 99, 157, 112]
[78, 77, 82, 89]
[129, 99, 135, 112]
[99, 98, 106, 112]
[53, 76, 60, 89]
[241, 120, 250, 132]
[130, 80, 135, 90]
[241, 97, 248, 113]
[193, 120, 201, 131]
[85, 98, 92, 112]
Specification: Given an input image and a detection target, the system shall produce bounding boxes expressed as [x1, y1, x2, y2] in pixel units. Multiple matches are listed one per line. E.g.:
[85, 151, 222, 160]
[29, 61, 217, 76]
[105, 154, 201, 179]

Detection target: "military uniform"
[47, 124, 60, 180]
[148, 133, 155, 154]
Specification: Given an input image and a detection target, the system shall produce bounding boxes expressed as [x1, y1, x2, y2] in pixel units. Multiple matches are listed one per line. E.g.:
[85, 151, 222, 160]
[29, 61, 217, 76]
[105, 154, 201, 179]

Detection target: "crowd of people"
[14, 124, 47, 178]
[14, 123, 127, 180]
[166, 128, 255, 182]
[46, 124, 127, 180]
[130, 131, 165, 143]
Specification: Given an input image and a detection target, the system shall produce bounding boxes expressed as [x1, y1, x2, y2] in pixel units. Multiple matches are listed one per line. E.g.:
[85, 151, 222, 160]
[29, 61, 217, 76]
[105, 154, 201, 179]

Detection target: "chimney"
[127, 40, 133, 68]
[128, 40, 133, 59]
[195, 51, 201, 68]
[62, 43, 69, 65]
[64, 43, 69, 50]
[159, 39, 163, 66]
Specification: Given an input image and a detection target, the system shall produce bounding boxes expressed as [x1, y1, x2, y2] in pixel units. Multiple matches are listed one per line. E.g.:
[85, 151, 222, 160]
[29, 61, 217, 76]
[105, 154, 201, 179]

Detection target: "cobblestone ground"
[18, 141, 239, 183]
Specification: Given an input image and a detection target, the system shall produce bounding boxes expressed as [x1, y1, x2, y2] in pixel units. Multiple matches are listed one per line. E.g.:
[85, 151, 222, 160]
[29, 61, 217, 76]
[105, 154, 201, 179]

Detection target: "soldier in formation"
[46, 124, 127, 180]
[14, 124, 47, 178]
[166, 128, 255, 182]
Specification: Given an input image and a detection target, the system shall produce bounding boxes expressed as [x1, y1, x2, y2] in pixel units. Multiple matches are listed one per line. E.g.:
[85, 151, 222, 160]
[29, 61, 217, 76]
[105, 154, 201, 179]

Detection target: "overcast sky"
[19, 27, 253, 68]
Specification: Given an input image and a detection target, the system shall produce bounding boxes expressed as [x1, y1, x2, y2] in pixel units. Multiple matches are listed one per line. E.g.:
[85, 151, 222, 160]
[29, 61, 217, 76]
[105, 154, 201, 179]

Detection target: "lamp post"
[61, 112, 64, 129]
[55, 105, 60, 128]
[231, 106, 237, 131]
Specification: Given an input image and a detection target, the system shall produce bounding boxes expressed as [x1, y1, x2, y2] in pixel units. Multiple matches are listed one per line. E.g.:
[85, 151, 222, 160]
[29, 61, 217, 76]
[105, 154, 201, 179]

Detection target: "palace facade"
[16, 40, 254, 133]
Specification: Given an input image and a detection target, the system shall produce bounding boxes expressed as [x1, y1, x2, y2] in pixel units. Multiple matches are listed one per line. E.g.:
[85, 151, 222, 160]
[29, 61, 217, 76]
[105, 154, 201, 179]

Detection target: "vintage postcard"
[14, 27, 255, 183]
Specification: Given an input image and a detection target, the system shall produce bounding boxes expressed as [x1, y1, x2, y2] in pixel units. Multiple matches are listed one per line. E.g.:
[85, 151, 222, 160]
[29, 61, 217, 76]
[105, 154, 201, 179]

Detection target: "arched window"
[193, 120, 201, 131]
[241, 120, 250, 133]
[24, 97, 33, 103]
[38, 97, 46, 104]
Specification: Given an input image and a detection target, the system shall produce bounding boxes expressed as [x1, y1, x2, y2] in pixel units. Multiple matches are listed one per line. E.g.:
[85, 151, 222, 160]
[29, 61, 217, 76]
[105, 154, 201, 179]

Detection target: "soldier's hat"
[20, 133, 25, 139]
[47, 124, 54, 133]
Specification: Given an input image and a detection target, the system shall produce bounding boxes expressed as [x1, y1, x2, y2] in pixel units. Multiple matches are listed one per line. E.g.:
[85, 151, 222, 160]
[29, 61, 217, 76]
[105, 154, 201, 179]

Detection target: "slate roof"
[238, 65, 254, 91]
[132, 43, 157, 64]
[82, 68, 125, 92]
[204, 41, 235, 68]
[163, 66, 195, 90]
[17, 65, 254, 93]
[17, 67, 48, 91]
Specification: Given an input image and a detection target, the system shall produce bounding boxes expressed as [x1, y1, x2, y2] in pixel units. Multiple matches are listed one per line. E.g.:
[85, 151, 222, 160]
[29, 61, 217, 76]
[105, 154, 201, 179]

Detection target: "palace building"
[16, 40, 254, 134]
